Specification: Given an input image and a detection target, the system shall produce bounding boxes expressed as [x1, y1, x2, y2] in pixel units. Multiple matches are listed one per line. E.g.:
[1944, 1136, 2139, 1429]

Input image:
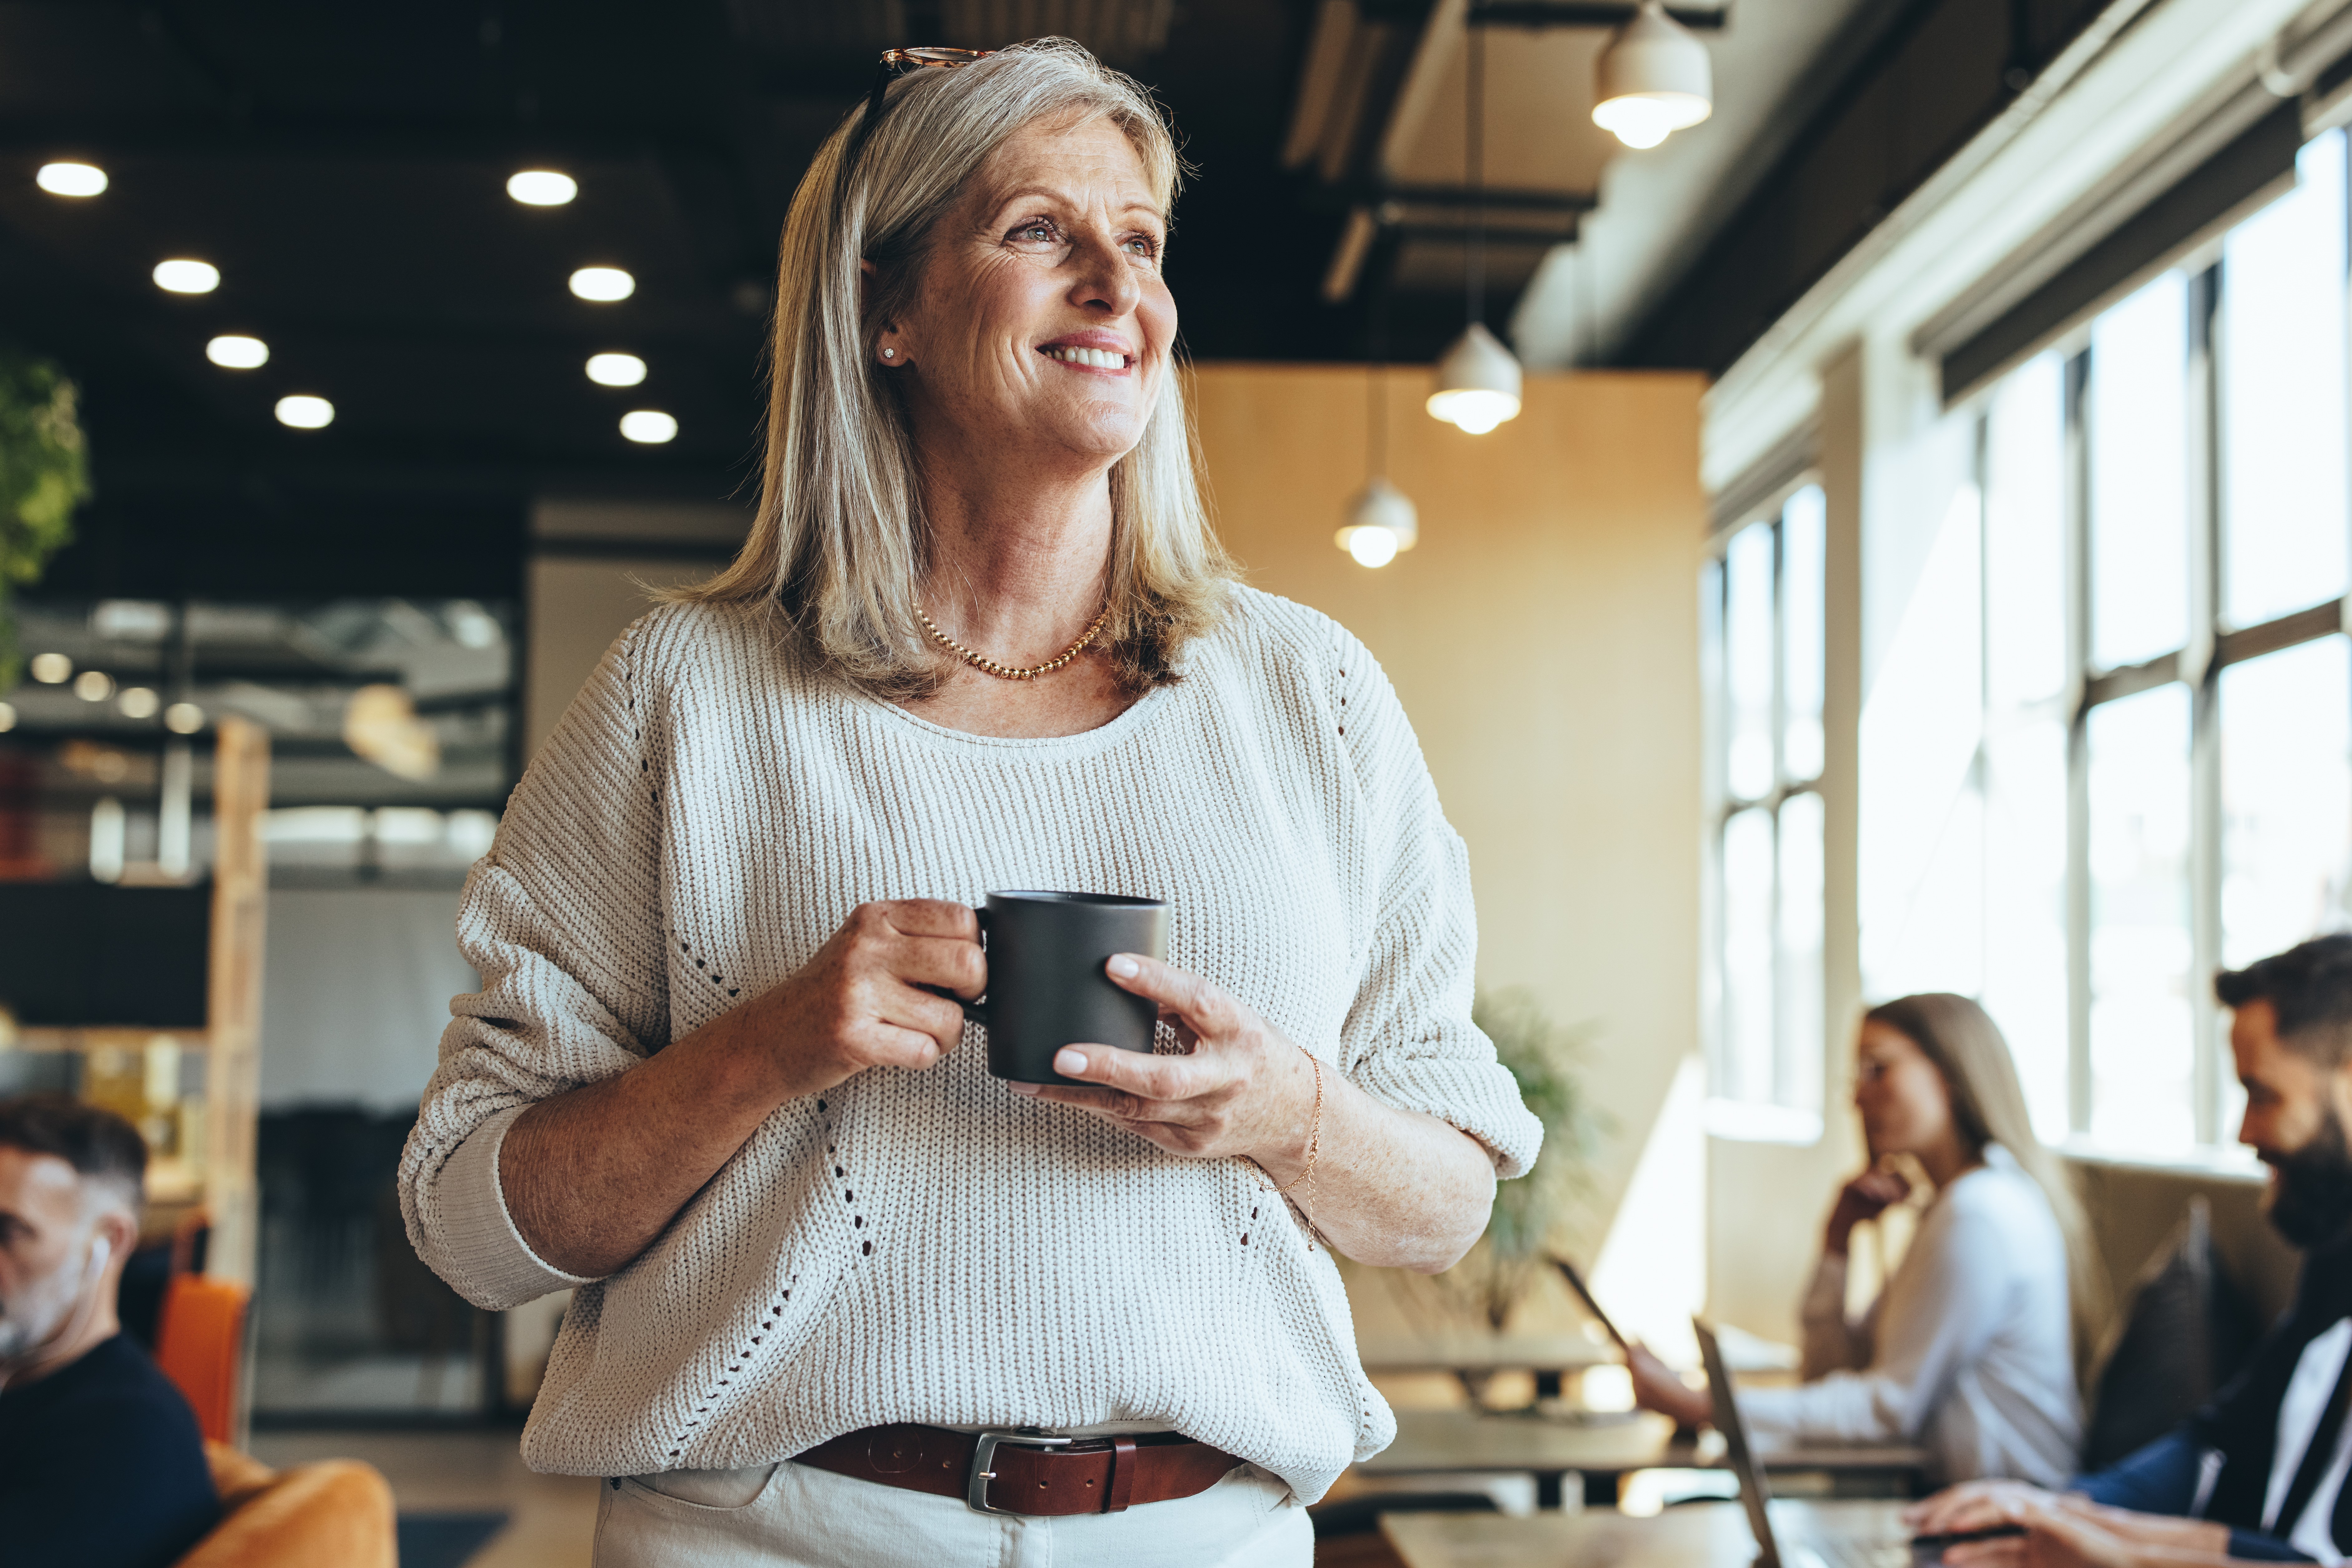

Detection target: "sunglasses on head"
[843, 46, 996, 173]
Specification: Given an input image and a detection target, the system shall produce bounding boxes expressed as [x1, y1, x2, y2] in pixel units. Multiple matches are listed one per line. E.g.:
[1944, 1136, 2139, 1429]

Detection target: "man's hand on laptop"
[1906, 1480, 2060, 1535]
[1912, 1489, 2230, 1568]
[1940, 1498, 2130, 1568]
[1625, 1342, 1713, 1428]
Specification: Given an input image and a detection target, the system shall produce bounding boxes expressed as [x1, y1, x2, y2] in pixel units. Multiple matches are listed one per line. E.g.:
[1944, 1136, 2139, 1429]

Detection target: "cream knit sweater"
[398, 587, 1542, 1501]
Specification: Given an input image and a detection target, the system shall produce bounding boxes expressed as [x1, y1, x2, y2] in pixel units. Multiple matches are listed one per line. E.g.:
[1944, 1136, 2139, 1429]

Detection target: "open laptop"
[1694, 1317, 1920, 1568]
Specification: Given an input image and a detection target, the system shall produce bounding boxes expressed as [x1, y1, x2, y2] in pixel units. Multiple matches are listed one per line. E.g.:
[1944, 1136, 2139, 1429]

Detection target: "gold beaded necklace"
[914, 602, 1110, 681]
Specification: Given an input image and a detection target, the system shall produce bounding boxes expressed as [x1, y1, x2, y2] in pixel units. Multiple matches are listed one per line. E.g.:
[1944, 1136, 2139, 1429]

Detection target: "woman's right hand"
[1825, 1162, 1910, 1255]
[738, 899, 984, 1096]
[500, 899, 985, 1281]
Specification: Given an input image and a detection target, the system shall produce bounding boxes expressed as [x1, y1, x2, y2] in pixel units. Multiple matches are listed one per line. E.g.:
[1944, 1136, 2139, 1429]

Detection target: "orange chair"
[175, 1443, 395, 1568]
[155, 1273, 250, 1444]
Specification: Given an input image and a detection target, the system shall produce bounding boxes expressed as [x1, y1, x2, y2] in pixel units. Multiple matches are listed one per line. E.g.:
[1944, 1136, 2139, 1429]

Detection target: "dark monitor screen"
[0, 883, 210, 1028]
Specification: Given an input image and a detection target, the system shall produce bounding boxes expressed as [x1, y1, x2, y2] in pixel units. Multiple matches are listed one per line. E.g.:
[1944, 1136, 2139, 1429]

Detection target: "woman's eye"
[1125, 236, 1160, 259]
[1014, 222, 1056, 244]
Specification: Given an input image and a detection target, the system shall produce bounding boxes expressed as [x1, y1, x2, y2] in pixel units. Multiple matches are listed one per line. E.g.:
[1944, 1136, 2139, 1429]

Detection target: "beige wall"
[521, 498, 751, 761]
[1188, 363, 1707, 1331]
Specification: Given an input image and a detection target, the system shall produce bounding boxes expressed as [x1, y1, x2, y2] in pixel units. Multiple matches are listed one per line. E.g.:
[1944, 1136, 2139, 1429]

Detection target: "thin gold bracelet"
[1268, 1049, 1323, 1198]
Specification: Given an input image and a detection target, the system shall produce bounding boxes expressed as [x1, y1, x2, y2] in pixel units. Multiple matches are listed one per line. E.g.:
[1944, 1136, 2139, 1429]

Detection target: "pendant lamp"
[1428, 24, 1522, 435]
[1339, 351, 1419, 567]
[1592, 0, 1713, 150]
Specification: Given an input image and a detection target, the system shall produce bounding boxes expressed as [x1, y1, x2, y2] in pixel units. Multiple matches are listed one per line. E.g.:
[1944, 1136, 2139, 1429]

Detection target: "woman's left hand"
[1011, 953, 1316, 1174]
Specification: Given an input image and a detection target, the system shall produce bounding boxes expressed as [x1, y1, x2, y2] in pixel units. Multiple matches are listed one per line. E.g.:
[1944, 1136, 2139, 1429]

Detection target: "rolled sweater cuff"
[434, 1103, 595, 1307]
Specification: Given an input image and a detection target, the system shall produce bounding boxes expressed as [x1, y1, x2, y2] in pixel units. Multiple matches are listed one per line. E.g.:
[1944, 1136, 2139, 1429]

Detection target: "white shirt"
[2261, 1317, 2352, 1562]
[396, 590, 1544, 1501]
[1738, 1147, 2083, 1486]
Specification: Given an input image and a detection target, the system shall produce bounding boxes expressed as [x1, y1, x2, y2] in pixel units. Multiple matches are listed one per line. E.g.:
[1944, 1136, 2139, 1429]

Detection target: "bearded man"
[1909, 933, 2352, 1568]
[0, 1094, 218, 1568]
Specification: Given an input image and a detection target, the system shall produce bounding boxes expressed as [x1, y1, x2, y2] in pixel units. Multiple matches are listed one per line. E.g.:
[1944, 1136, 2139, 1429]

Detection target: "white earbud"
[85, 1237, 111, 1280]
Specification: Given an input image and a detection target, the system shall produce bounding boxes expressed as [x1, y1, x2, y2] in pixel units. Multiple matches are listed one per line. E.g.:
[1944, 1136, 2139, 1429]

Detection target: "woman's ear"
[860, 258, 911, 369]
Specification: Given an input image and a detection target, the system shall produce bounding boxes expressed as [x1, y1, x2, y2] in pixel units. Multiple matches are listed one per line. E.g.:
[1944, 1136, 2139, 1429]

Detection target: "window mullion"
[2063, 348, 2094, 1140]
[2188, 263, 2224, 1148]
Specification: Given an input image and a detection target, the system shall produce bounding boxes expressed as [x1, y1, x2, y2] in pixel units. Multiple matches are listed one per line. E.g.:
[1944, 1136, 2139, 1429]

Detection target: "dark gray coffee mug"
[965, 891, 1168, 1084]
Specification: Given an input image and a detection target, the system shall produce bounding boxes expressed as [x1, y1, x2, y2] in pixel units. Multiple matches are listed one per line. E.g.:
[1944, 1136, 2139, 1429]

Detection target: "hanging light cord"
[1367, 276, 1389, 478]
[1466, 22, 1486, 329]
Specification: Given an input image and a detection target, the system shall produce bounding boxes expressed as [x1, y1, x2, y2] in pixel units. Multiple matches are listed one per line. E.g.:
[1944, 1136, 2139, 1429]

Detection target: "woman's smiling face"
[883, 113, 1174, 471]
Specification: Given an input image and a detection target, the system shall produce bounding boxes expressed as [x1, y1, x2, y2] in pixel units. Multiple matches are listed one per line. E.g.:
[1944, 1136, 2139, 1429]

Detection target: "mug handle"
[961, 905, 990, 1024]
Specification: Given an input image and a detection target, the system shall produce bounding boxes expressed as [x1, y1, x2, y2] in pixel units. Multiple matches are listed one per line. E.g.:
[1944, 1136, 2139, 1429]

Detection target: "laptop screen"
[1697, 1317, 1783, 1568]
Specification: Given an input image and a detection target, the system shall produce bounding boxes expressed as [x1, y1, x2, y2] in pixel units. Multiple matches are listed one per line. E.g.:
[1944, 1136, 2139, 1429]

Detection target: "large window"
[1703, 485, 1828, 1134]
[1871, 129, 2352, 1156]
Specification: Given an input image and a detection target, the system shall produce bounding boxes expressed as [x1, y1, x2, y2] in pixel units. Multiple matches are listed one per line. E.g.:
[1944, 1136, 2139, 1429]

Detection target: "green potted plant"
[1429, 988, 1608, 1336]
[0, 349, 90, 687]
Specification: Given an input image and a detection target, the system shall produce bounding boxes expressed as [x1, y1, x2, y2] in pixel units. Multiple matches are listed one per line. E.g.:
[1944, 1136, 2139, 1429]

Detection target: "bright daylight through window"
[1704, 483, 1827, 1139]
[1756, 127, 2352, 1159]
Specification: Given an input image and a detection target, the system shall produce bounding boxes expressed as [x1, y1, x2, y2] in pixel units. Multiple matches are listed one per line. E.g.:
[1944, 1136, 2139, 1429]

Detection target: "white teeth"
[1046, 346, 1126, 369]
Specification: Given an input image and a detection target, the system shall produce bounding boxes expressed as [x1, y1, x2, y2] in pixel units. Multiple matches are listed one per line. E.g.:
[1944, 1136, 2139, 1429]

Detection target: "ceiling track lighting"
[1428, 23, 1523, 435]
[1593, 0, 1714, 149]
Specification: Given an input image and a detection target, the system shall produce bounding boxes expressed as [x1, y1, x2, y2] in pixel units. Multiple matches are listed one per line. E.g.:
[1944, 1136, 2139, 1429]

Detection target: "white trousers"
[592, 1455, 1315, 1568]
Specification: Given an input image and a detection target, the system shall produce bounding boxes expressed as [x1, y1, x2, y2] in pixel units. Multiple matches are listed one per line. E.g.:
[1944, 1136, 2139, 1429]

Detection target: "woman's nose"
[1067, 232, 1141, 316]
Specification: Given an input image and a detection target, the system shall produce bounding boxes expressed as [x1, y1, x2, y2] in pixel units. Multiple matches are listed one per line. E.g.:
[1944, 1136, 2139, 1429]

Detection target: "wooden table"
[1359, 1328, 1796, 1398]
[1360, 1332, 1619, 1377]
[1361, 1410, 1677, 1508]
[1382, 1498, 1914, 1568]
[1363, 1410, 1931, 1509]
[1360, 1331, 1617, 1402]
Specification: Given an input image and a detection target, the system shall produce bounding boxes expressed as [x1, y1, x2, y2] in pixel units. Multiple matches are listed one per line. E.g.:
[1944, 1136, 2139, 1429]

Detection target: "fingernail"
[1055, 1048, 1086, 1075]
[1007, 1082, 1040, 1096]
[1106, 954, 1139, 979]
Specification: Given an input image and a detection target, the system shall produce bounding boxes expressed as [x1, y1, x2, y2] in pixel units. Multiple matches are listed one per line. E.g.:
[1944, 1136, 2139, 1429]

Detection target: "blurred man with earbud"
[0, 1094, 217, 1567]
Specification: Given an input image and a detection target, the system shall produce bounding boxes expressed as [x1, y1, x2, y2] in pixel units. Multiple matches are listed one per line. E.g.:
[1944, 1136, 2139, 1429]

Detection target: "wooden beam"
[201, 716, 269, 1296]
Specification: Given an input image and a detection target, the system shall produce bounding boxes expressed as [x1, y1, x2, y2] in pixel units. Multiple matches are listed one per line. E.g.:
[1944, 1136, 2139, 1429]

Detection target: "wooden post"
[201, 716, 268, 1289]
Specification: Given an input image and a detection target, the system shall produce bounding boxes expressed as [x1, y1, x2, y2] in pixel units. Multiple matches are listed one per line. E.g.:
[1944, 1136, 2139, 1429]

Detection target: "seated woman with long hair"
[1631, 995, 2103, 1487]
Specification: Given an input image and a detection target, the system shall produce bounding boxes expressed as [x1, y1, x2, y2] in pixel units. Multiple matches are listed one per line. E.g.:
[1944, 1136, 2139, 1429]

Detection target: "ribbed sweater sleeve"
[1328, 627, 1542, 1179]
[399, 620, 671, 1310]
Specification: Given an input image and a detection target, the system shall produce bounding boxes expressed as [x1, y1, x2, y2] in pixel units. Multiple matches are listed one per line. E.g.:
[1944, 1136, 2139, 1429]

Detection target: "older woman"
[399, 38, 1540, 1567]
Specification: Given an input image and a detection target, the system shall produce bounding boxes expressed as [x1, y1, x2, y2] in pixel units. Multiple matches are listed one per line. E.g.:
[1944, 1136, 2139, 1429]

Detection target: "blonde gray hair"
[673, 38, 1233, 697]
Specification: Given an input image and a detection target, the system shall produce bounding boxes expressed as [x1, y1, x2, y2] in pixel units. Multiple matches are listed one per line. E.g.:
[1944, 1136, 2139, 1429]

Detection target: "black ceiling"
[0, 1, 1362, 600]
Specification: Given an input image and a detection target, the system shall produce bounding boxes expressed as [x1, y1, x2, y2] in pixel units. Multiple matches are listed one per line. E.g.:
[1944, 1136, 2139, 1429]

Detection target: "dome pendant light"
[1593, 0, 1713, 150]
[1428, 25, 1521, 435]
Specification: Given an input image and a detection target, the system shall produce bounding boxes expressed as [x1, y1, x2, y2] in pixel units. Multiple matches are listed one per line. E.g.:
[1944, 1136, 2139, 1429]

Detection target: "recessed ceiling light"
[620, 410, 677, 444]
[508, 169, 578, 206]
[206, 334, 269, 369]
[153, 259, 220, 294]
[164, 702, 206, 735]
[37, 161, 107, 197]
[0, 701, 14, 733]
[118, 686, 159, 719]
[569, 266, 634, 302]
[587, 352, 647, 387]
[74, 669, 114, 702]
[276, 394, 334, 429]
[29, 652, 71, 684]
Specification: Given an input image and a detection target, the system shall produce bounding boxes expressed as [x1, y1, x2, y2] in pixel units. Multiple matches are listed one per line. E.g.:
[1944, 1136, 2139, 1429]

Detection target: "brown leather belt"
[793, 1423, 1243, 1516]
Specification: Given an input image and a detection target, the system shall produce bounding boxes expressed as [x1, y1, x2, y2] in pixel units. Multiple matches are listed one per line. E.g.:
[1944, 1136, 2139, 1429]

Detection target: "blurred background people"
[1632, 994, 2101, 1487]
[0, 1094, 217, 1568]
[1915, 936, 2352, 1565]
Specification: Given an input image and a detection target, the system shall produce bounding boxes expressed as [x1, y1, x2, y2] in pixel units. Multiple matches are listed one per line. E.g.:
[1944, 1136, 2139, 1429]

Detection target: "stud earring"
[881, 348, 896, 360]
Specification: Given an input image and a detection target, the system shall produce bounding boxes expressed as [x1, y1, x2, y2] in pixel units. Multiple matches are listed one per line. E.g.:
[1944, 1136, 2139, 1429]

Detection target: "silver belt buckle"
[968, 1428, 1075, 1514]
